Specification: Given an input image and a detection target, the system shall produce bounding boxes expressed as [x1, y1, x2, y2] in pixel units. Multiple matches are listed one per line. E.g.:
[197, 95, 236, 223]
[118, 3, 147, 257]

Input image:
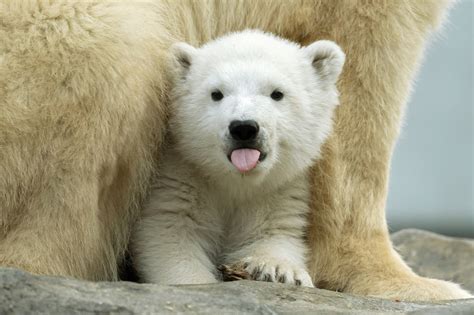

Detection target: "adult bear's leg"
[0, 1, 169, 280]
[304, 0, 471, 300]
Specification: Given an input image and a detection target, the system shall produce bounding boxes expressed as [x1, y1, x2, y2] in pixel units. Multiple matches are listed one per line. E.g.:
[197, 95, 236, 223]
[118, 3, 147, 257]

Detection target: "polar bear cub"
[132, 30, 345, 287]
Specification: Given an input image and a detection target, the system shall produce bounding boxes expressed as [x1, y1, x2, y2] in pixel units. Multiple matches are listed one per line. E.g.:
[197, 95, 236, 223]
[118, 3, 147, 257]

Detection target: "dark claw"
[252, 266, 263, 280]
[263, 273, 273, 282]
[278, 274, 287, 283]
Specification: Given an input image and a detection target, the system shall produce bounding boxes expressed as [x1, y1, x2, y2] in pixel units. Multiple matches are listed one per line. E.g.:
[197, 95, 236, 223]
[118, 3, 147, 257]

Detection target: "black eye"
[211, 90, 224, 101]
[270, 90, 284, 101]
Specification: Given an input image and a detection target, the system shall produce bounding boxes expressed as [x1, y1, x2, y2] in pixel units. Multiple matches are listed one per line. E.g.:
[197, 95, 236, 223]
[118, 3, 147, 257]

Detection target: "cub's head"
[169, 30, 345, 186]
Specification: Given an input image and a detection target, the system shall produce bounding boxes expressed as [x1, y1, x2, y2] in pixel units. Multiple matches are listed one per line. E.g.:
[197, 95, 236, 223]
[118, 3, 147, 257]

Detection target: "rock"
[1, 268, 473, 315]
[392, 229, 474, 292]
[1, 229, 473, 314]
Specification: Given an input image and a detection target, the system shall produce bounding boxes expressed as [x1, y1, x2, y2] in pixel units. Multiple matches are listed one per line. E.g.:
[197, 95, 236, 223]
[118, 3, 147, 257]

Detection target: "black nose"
[229, 120, 259, 141]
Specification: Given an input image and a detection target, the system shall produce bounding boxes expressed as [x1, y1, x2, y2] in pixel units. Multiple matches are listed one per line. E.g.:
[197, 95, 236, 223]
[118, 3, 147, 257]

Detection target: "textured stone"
[392, 229, 474, 292]
[1, 229, 473, 314]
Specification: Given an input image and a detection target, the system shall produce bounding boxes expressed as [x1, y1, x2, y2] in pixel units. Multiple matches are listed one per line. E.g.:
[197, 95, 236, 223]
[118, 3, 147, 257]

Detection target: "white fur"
[132, 30, 345, 287]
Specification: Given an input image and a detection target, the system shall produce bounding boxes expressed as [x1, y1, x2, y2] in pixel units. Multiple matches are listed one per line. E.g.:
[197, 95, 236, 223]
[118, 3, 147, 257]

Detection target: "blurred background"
[387, 0, 473, 237]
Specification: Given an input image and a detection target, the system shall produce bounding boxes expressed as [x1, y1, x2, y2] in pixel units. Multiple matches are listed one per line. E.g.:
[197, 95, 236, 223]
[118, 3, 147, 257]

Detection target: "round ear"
[170, 42, 198, 74]
[303, 40, 345, 85]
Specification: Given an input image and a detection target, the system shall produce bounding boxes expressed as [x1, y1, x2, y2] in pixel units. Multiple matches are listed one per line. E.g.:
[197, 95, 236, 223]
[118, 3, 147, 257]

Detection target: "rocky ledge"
[1, 229, 473, 314]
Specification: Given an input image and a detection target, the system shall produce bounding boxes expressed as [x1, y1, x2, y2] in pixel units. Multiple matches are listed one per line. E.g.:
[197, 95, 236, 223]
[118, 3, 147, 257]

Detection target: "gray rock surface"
[392, 229, 474, 292]
[1, 229, 473, 314]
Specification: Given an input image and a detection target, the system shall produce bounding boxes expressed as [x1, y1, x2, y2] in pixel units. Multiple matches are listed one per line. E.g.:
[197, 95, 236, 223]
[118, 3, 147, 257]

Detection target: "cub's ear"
[170, 42, 197, 74]
[303, 40, 345, 85]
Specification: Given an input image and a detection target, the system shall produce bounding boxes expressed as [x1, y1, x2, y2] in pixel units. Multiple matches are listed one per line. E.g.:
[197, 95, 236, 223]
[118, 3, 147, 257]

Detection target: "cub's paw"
[239, 257, 314, 287]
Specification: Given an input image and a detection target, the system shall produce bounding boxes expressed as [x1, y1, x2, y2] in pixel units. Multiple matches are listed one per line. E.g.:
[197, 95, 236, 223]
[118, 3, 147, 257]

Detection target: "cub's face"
[170, 30, 345, 186]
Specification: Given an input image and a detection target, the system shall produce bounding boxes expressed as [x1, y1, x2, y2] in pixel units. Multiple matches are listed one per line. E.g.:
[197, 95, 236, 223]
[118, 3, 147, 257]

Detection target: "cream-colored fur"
[0, 0, 471, 301]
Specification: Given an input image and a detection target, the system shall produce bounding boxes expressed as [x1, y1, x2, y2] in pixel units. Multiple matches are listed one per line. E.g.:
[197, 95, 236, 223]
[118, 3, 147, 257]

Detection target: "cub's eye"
[211, 90, 224, 101]
[270, 90, 284, 101]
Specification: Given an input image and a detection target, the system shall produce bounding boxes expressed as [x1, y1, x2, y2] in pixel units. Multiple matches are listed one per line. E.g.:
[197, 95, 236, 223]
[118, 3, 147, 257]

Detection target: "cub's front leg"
[132, 173, 219, 285]
[225, 178, 314, 287]
[237, 238, 314, 288]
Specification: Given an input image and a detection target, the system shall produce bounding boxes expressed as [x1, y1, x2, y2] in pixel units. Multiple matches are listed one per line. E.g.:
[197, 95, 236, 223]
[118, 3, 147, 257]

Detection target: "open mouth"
[227, 148, 267, 173]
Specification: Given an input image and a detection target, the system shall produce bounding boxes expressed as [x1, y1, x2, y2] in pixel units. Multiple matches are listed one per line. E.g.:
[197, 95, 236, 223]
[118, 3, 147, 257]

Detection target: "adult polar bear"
[0, 0, 470, 301]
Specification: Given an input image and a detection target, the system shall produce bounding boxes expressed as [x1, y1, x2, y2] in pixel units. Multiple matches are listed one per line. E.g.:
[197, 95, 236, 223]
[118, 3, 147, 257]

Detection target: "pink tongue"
[230, 149, 261, 173]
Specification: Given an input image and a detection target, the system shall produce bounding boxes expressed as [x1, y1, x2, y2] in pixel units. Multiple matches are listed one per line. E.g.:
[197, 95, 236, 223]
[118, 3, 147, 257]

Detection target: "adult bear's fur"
[0, 0, 470, 300]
